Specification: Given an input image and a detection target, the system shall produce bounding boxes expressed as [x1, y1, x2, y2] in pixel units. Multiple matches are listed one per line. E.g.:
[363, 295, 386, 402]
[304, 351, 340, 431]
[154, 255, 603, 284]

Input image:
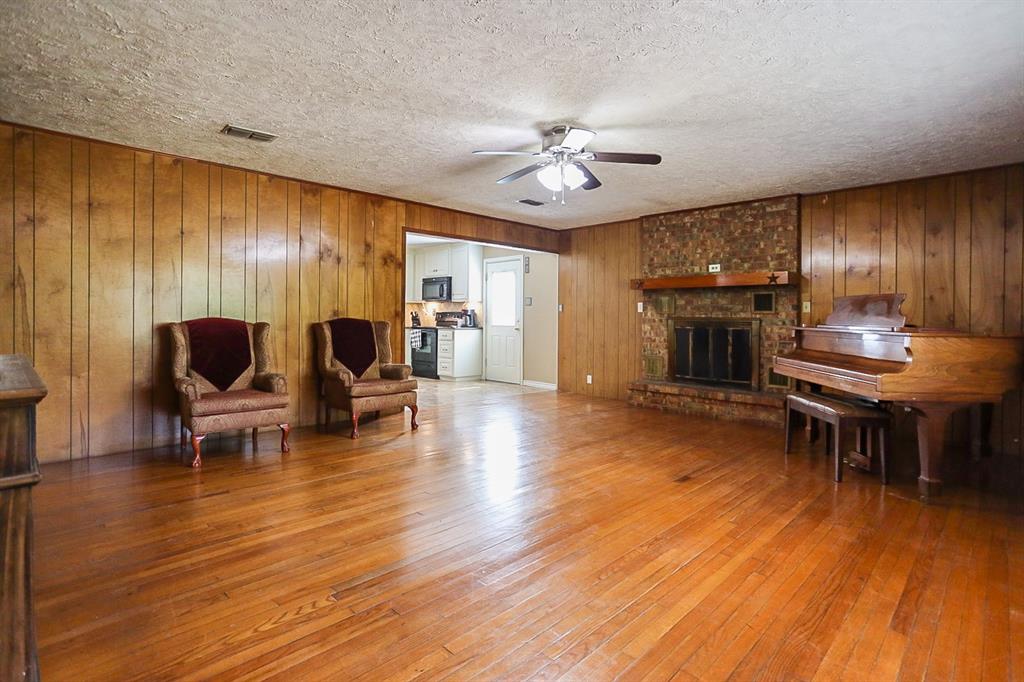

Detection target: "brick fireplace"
[627, 196, 800, 426]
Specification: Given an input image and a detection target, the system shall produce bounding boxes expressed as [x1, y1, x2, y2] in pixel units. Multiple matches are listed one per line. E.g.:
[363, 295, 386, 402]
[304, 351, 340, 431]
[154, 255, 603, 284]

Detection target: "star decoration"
[767, 272, 780, 285]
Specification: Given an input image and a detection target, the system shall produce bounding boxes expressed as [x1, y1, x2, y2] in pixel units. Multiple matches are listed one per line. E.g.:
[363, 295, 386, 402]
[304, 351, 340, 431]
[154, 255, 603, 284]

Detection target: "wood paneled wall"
[0, 123, 558, 461]
[800, 163, 1024, 332]
[557, 220, 643, 400]
[801, 163, 1024, 465]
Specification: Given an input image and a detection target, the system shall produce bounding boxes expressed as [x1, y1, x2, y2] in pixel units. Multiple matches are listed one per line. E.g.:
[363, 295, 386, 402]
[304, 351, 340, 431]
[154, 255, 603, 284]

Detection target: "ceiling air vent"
[518, 198, 545, 206]
[220, 124, 277, 142]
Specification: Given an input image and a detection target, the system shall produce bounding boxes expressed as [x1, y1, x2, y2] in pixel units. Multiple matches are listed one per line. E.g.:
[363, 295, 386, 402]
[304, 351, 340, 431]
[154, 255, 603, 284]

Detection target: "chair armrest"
[321, 367, 355, 387]
[174, 377, 200, 402]
[253, 372, 288, 394]
[380, 363, 412, 380]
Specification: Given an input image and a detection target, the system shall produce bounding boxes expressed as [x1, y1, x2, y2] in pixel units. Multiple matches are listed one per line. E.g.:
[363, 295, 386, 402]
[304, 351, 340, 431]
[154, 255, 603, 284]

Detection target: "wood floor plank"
[30, 380, 1024, 681]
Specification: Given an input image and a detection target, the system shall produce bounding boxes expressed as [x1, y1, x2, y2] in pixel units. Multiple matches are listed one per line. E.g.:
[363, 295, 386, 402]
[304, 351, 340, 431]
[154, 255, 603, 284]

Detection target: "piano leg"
[970, 403, 994, 460]
[911, 403, 958, 498]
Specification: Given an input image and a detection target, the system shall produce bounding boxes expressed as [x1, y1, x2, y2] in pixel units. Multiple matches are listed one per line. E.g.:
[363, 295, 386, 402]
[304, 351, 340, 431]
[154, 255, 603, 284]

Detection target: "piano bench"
[784, 391, 892, 484]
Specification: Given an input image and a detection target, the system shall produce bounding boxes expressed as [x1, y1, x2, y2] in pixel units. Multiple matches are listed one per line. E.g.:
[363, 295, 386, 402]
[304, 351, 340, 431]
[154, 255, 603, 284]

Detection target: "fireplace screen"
[669, 318, 760, 390]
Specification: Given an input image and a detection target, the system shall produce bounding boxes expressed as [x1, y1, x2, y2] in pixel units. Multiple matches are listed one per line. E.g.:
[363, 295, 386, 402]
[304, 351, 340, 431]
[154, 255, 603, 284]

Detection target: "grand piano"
[773, 293, 1024, 498]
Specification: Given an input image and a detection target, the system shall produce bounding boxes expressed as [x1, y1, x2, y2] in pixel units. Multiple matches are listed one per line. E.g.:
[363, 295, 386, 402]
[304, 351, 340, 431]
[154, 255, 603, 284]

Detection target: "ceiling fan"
[473, 125, 662, 205]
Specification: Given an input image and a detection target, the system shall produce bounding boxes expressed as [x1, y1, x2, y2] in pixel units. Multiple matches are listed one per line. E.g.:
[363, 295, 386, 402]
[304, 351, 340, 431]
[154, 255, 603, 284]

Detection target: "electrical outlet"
[802, 301, 811, 313]
[708, 263, 721, 273]
[586, 374, 593, 385]
[524, 296, 533, 306]
[637, 301, 644, 313]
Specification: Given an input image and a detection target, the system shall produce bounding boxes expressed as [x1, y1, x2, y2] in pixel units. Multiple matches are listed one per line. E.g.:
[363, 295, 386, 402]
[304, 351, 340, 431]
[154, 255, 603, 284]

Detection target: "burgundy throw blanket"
[185, 317, 252, 391]
[328, 318, 377, 378]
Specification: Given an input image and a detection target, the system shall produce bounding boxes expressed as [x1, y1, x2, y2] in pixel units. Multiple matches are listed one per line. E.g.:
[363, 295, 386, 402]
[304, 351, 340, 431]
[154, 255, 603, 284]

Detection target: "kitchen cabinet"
[423, 246, 450, 278]
[437, 328, 483, 379]
[405, 243, 482, 303]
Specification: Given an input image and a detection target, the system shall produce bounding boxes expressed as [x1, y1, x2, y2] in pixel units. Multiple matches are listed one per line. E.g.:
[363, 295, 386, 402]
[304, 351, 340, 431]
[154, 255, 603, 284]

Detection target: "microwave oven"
[422, 276, 452, 302]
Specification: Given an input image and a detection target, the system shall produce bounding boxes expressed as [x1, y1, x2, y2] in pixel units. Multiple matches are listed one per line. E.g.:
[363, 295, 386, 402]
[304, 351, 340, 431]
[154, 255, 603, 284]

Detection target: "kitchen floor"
[414, 378, 551, 411]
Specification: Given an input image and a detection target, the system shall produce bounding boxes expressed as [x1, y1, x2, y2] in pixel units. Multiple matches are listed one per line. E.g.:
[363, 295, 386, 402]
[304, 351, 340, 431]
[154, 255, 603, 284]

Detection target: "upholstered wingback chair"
[314, 318, 418, 438]
[170, 318, 290, 467]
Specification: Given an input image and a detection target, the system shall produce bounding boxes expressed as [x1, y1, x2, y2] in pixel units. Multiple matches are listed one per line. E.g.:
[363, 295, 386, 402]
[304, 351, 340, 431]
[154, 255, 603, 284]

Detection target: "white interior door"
[484, 257, 524, 384]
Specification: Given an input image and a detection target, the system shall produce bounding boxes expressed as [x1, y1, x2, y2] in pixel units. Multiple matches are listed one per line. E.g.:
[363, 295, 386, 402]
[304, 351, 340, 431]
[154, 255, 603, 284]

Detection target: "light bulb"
[563, 164, 586, 190]
[537, 164, 562, 192]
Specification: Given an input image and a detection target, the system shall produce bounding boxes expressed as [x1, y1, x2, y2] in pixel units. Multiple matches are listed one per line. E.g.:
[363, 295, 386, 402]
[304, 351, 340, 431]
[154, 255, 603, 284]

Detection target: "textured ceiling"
[2, 1, 1022, 229]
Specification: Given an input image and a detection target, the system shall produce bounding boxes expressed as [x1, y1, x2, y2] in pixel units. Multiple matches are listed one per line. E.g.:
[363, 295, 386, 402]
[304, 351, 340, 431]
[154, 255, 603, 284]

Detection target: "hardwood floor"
[32, 384, 1023, 681]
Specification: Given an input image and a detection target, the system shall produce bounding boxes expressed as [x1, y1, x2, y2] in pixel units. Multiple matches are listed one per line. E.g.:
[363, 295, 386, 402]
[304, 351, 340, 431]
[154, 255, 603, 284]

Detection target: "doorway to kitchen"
[403, 232, 558, 390]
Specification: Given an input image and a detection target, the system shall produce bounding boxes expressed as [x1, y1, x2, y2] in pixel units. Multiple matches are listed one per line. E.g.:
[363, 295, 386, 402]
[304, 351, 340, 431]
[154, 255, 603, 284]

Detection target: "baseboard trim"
[523, 380, 558, 391]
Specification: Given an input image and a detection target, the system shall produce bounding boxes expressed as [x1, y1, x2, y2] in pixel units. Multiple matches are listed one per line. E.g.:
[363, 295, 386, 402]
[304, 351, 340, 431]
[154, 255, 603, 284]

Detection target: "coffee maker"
[462, 308, 477, 327]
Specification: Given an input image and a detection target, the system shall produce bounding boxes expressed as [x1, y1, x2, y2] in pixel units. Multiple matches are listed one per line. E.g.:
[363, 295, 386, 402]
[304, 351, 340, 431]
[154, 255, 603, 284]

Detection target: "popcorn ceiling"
[1, 0, 1021, 229]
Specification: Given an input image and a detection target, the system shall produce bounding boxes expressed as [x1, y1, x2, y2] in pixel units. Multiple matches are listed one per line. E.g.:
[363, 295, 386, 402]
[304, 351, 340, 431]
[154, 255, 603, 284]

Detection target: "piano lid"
[819, 293, 907, 331]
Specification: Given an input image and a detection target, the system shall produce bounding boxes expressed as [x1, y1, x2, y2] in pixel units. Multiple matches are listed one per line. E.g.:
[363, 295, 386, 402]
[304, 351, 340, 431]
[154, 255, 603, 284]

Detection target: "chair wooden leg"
[350, 411, 360, 439]
[279, 423, 290, 452]
[410, 404, 419, 430]
[833, 425, 844, 482]
[824, 422, 832, 454]
[252, 427, 259, 448]
[784, 404, 792, 454]
[190, 434, 206, 468]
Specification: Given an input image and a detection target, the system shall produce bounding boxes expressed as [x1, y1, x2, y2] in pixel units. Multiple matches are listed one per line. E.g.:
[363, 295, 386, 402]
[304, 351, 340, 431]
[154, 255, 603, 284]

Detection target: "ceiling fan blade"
[589, 151, 662, 165]
[473, 150, 541, 156]
[496, 162, 549, 184]
[577, 163, 602, 190]
[560, 127, 596, 152]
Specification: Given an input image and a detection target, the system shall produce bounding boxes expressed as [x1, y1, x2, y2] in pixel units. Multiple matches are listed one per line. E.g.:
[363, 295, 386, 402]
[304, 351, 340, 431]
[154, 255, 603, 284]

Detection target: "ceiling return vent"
[220, 124, 277, 142]
[518, 198, 545, 206]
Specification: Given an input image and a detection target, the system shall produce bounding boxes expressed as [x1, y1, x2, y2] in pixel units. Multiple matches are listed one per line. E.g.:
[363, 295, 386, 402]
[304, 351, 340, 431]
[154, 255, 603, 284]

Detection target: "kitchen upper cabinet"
[423, 247, 450, 278]
[405, 250, 426, 302]
[406, 242, 482, 303]
[450, 243, 483, 302]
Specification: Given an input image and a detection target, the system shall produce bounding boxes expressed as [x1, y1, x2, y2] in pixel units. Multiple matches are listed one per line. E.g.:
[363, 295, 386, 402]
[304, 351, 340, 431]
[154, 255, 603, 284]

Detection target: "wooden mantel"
[629, 270, 795, 291]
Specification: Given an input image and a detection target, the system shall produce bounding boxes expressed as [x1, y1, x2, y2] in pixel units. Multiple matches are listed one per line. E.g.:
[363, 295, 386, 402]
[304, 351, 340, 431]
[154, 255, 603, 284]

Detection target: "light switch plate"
[802, 301, 811, 313]
[558, 304, 564, 312]
[586, 374, 593, 385]
[708, 263, 721, 273]
[524, 296, 533, 306]
[637, 301, 644, 313]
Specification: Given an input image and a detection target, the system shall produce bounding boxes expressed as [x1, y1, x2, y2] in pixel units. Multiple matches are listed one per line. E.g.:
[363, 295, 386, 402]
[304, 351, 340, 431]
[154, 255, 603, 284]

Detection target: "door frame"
[483, 255, 525, 384]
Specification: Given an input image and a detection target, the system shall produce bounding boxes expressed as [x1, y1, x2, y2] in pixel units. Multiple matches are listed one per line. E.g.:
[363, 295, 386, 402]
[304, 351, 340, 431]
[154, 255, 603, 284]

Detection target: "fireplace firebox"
[668, 318, 760, 390]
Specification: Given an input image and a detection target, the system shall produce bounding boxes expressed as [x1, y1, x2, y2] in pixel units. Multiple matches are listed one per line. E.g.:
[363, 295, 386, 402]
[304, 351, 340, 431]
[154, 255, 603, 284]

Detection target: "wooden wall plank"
[152, 155, 183, 445]
[207, 165, 223, 317]
[0, 125, 13, 354]
[832, 192, 847, 299]
[285, 181, 301, 425]
[879, 184, 898, 294]
[297, 184, 321, 427]
[337, 191, 350, 319]
[244, 172, 258, 323]
[256, 175, 289, 405]
[88, 143, 135, 456]
[32, 133, 72, 462]
[1003, 165, 1023, 335]
[799, 195, 812, 325]
[923, 176, 956, 328]
[896, 180, 926, 327]
[557, 231, 573, 392]
[13, 128, 34, 358]
[220, 168, 246, 319]
[69, 139, 90, 458]
[319, 188, 341, 320]
[132, 152, 154, 451]
[809, 194, 834, 324]
[844, 188, 881, 296]
[347, 193, 368, 319]
[953, 174, 972, 330]
[181, 159, 210, 321]
[970, 169, 1006, 335]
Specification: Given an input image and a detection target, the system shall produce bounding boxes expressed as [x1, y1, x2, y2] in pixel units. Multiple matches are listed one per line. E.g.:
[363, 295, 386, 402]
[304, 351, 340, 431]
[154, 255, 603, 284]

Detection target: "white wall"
[483, 247, 558, 386]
